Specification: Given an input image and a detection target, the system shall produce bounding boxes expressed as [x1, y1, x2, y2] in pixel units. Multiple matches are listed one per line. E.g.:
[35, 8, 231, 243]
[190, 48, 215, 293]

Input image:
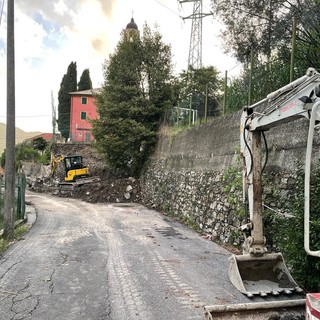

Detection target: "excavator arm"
[228, 68, 320, 298]
[51, 154, 64, 178]
[240, 67, 320, 257]
[205, 68, 320, 319]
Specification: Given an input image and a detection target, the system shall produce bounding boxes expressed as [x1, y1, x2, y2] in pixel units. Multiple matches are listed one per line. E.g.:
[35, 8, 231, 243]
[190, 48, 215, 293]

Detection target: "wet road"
[0, 192, 247, 320]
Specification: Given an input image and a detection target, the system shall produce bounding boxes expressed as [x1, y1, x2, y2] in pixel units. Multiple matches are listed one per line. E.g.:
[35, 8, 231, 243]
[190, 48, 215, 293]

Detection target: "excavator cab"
[51, 153, 100, 188]
[63, 155, 89, 182]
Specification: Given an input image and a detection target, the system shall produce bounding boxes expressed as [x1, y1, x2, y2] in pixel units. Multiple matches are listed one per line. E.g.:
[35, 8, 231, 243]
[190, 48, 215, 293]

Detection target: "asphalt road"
[0, 191, 249, 320]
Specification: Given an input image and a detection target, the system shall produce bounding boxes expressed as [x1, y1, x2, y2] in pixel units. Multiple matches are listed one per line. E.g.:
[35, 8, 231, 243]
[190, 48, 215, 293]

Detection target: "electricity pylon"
[179, 0, 212, 70]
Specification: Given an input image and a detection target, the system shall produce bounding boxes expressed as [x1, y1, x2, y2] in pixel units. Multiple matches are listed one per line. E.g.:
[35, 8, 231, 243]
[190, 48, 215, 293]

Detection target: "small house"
[69, 88, 100, 142]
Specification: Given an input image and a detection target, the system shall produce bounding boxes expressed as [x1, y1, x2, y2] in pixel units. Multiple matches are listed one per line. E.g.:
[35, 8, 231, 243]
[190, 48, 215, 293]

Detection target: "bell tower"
[123, 17, 139, 41]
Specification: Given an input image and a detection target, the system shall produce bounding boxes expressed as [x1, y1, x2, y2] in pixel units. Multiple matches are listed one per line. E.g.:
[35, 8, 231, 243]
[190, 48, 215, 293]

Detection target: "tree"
[0, 150, 5, 168]
[224, 54, 292, 114]
[212, 0, 320, 70]
[92, 23, 175, 177]
[78, 68, 93, 91]
[212, 0, 288, 63]
[210, 0, 320, 116]
[292, 1, 320, 73]
[15, 144, 40, 169]
[58, 62, 77, 141]
[32, 137, 47, 154]
[178, 66, 222, 121]
[1, 143, 40, 170]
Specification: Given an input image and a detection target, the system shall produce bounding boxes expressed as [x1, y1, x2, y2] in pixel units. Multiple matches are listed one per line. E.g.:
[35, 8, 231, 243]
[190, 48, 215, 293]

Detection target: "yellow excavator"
[51, 154, 100, 187]
[205, 68, 320, 319]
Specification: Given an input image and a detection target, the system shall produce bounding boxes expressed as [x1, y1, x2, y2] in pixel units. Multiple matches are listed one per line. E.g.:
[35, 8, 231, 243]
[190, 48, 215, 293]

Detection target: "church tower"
[122, 17, 140, 41]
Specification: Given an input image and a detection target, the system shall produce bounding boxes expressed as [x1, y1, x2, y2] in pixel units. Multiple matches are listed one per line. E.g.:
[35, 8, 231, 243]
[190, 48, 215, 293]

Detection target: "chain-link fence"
[166, 95, 221, 128]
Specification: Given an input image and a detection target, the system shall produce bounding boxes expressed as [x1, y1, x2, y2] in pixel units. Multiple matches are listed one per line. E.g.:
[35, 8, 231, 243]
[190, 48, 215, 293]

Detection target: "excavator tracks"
[58, 176, 101, 190]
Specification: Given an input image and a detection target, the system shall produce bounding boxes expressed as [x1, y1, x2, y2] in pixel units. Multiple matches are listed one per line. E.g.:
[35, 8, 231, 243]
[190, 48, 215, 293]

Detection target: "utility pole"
[4, 0, 16, 240]
[223, 70, 227, 115]
[290, 16, 297, 82]
[51, 91, 56, 143]
[248, 50, 254, 106]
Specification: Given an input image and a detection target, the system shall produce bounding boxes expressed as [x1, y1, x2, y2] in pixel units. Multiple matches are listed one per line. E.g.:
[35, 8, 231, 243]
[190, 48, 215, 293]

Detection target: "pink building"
[69, 88, 100, 142]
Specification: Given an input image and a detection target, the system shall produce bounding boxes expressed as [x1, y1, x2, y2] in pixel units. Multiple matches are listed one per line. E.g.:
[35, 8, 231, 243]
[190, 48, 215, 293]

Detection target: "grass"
[0, 224, 30, 254]
[160, 116, 214, 142]
[159, 120, 204, 140]
[0, 238, 6, 252]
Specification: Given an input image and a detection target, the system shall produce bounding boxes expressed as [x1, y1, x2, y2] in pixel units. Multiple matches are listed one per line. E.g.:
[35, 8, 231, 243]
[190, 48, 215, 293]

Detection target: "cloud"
[16, 0, 116, 29]
[0, 0, 238, 133]
[97, 0, 117, 17]
[92, 38, 104, 52]
[53, 0, 69, 16]
[14, 0, 117, 57]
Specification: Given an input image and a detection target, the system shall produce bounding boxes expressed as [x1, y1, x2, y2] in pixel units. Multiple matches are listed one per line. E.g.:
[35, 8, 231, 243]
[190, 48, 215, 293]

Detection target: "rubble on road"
[21, 144, 142, 204]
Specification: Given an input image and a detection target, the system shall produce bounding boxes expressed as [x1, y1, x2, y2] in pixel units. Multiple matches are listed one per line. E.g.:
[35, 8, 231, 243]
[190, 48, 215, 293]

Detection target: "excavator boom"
[205, 67, 320, 319]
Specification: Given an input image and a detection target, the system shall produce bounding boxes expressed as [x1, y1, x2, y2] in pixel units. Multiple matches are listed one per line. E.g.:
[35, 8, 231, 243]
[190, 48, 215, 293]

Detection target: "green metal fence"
[16, 174, 26, 220]
[0, 173, 27, 228]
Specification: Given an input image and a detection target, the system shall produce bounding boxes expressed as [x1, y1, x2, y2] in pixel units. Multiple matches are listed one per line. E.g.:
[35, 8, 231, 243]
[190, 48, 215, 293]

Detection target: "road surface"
[0, 191, 248, 320]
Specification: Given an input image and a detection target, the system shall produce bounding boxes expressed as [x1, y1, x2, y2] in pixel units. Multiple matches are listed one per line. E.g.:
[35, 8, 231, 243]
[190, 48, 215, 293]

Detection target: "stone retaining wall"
[140, 111, 320, 244]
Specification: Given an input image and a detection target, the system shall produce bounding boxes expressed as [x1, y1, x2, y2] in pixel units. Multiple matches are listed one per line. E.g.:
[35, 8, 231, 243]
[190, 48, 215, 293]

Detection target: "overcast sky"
[0, 0, 239, 134]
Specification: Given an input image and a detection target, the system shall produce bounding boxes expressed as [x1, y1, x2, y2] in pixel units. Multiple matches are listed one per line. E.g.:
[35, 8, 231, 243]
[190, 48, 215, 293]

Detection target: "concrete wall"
[140, 111, 320, 244]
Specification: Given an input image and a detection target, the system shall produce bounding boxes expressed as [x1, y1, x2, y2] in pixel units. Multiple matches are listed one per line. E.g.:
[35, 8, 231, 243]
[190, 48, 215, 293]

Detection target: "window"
[80, 111, 87, 120]
[81, 97, 87, 104]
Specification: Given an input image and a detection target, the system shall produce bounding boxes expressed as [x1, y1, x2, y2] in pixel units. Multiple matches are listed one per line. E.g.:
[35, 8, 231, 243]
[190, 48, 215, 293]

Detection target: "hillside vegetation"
[0, 122, 42, 154]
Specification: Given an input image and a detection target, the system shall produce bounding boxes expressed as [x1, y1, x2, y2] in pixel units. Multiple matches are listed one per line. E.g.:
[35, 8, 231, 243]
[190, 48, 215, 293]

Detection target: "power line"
[228, 62, 242, 72]
[0, 135, 48, 141]
[202, 1, 212, 14]
[153, 0, 182, 18]
[0, 111, 73, 118]
[0, 114, 52, 118]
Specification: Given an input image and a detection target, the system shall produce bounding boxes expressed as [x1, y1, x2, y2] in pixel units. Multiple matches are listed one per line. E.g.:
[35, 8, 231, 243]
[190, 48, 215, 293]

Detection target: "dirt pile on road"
[25, 143, 142, 204]
[64, 177, 141, 203]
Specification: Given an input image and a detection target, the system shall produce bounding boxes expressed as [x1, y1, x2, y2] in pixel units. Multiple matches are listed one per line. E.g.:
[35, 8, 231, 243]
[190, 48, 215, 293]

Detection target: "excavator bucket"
[229, 252, 302, 297]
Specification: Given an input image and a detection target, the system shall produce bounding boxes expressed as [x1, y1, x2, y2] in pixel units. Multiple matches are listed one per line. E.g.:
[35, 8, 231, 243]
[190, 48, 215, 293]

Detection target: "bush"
[1, 140, 51, 170]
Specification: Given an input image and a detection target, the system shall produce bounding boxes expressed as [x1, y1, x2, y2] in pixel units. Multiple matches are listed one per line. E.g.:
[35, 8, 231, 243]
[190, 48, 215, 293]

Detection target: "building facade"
[69, 88, 100, 143]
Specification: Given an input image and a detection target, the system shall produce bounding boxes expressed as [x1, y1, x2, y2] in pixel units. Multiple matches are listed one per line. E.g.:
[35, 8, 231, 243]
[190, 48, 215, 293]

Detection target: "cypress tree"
[78, 69, 93, 91]
[58, 61, 77, 141]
